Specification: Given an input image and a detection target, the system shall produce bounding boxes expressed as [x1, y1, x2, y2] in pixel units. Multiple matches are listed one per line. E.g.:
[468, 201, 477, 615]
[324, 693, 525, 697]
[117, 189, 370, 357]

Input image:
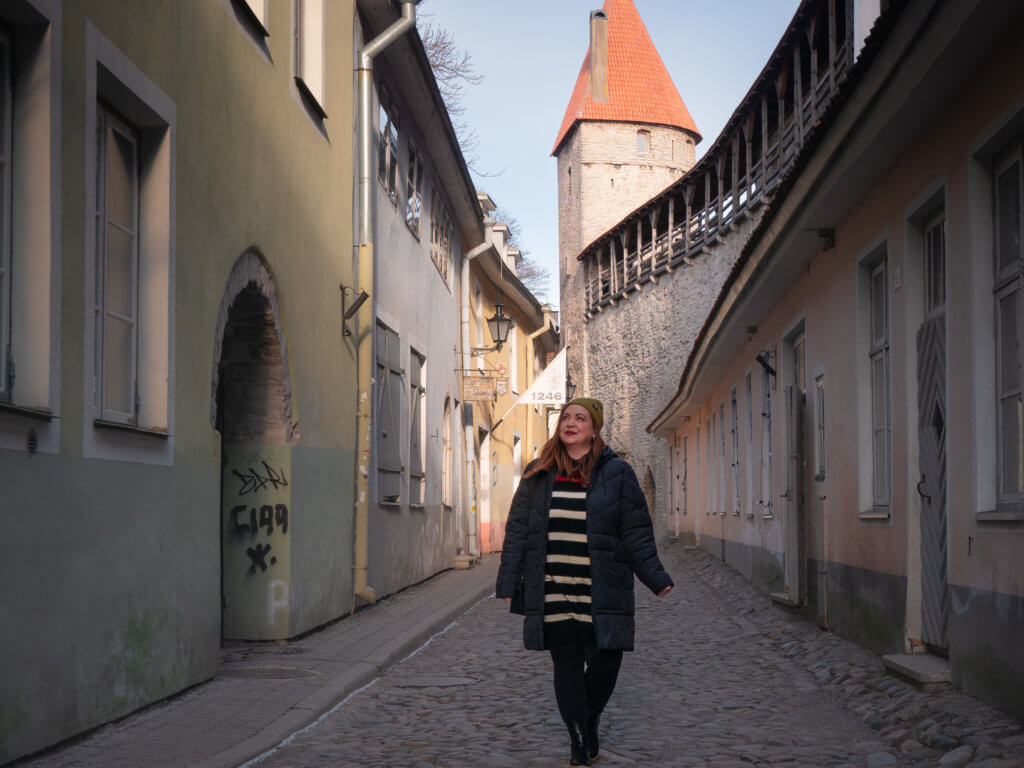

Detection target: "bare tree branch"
[417, 0, 502, 177]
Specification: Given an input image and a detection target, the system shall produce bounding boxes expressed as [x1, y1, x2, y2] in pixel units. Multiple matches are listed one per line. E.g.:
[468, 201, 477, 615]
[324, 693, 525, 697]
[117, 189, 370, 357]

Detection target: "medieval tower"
[554, 0, 704, 529]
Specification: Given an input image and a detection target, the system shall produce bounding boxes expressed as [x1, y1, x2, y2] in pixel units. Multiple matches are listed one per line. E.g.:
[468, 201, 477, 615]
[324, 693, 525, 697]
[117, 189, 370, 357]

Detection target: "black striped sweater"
[544, 476, 591, 639]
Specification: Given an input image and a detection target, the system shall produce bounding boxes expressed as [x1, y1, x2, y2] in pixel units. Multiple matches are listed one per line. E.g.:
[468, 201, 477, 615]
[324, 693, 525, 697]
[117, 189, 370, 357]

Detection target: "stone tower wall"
[557, 120, 765, 536]
[558, 121, 696, 401]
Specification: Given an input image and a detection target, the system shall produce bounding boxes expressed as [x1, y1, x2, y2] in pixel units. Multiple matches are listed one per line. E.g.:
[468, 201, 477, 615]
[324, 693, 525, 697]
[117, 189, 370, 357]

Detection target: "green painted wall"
[0, 0, 357, 761]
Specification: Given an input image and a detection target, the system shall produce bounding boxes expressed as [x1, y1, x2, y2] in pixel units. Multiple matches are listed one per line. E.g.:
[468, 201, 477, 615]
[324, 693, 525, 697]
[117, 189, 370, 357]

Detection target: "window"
[707, 418, 714, 516]
[637, 129, 650, 154]
[473, 282, 484, 369]
[442, 397, 452, 507]
[719, 403, 726, 516]
[376, 323, 403, 503]
[731, 390, 740, 515]
[760, 367, 773, 515]
[682, 435, 688, 516]
[84, 27, 175, 462]
[995, 150, 1024, 506]
[869, 255, 891, 508]
[0, 29, 11, 402]
[567, 167, 572, 196]
[430, 189, 453, 286]
[924, 214, 946, 317]
[405, 142, 423, 236]
[814, 374, 826, 480]
[695, 426, 701, 516]
[409, 350, 425, 505]
[377, 85, 399, 206]
[508, 326, 518, 394]
[95, 104, 141, 424]
[294, 0, 326, 114]
[745, 372, 754, 516]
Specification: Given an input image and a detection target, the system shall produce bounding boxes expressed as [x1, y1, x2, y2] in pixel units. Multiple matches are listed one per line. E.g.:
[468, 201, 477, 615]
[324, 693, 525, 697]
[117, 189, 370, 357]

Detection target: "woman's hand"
[503, 597, 512, 604]
[657, 585, 672, 598]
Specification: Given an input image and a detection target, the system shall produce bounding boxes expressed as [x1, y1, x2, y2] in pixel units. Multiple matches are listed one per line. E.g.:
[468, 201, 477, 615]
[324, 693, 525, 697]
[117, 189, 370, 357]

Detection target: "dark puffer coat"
[495, 446, 673, 651]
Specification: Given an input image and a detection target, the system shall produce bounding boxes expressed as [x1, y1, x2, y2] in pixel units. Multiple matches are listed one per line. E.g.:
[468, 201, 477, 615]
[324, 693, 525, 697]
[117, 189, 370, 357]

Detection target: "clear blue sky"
[421, 0, 802, 307]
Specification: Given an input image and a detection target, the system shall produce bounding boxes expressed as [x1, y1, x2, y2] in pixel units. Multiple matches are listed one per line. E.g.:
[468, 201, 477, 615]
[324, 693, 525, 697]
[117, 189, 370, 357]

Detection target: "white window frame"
[94, 103, 141, 425]
[83, 25, 176, 465]
[814, 373, 826, 481]
[730, 389, 740, 515]
[745, 371, 754, 516]
[682, 434, 689, 517]
[760, 367, 773, 516]
[293, 0, 326, 118]
[923, 213, 946, 319]
[995, 148, 1024, 509]
[718, 403, 726, 516]
[0, 1, 62, 457]
[0, 27, 11, 404]
[707, 417, 714, 516]
[508, 325, 519, 394]
[473, 281, 484, 370]
[430, 188, 453, 288]
[405, 140, 423, 237]
[377, 84, 399, 207]
[868, 255, 892, 511]
[409, 349, 426, 506]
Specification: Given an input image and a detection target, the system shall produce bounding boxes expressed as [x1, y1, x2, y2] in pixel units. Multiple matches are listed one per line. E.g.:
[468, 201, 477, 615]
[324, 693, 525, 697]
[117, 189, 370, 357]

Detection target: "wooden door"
[917, 316, 949, 650]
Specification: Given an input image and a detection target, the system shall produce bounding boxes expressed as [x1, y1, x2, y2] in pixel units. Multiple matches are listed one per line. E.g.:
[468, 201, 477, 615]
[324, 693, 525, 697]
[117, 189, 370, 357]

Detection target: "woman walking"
[495, 398, 673, 766]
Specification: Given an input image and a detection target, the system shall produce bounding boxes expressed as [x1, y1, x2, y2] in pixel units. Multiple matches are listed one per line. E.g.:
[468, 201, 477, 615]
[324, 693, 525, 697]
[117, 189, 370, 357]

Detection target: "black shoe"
[583, 714, 600, 761]
[566, 720, 590, 766]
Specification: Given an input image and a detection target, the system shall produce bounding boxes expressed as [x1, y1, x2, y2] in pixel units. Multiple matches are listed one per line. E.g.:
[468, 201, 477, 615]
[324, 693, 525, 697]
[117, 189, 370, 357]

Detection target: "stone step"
[882, 653, 951, 691]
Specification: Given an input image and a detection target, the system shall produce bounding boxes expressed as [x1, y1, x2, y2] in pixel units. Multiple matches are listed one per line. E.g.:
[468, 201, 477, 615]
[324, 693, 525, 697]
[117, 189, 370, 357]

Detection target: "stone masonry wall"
[579, 212, 765, 536]
[557, 118, 702, 534]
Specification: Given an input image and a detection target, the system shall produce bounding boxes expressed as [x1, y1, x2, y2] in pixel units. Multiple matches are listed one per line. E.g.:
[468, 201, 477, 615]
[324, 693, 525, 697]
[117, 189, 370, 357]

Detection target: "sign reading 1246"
[527, 391, 564, 404]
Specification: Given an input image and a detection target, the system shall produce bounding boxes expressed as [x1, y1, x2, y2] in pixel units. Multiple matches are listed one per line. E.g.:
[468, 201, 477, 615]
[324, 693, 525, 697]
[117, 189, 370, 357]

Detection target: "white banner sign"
[516, 348, 567, 406]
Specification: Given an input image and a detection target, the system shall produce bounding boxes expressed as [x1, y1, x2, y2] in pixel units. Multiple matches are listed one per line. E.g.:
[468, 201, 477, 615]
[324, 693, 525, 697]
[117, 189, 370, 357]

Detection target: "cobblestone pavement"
[251, 546, 1024, 768]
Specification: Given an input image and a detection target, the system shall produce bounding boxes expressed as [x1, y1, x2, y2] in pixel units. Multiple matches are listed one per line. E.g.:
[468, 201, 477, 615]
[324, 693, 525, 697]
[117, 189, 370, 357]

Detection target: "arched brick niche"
[211, 250, 298, 446]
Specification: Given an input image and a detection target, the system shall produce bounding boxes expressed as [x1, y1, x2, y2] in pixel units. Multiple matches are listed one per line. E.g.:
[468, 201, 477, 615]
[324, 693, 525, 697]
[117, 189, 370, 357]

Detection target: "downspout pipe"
[352, 0, 416, 608]
[461, 230, 495, 559]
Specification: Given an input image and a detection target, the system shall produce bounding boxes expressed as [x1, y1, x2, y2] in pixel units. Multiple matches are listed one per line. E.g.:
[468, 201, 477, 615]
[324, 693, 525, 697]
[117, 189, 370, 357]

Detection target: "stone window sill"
[0, 401, 55, 421]
[93, 418, 170, 439]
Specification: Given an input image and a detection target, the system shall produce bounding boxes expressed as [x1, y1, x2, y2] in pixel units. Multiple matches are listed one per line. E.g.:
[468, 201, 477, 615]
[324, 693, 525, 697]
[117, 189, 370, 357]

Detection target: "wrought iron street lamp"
[566, 372, 576, 401]
[472, 302, 514, 354]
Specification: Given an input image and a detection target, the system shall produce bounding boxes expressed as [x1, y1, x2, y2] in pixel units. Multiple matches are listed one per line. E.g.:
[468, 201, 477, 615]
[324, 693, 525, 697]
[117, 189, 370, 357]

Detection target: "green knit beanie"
[563, 397, 604, 432]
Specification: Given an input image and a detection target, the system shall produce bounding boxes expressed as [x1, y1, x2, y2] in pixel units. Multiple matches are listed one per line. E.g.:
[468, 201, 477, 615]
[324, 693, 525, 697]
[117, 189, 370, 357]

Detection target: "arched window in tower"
[567, 166, 572, 195]
[637, 129, 650, 154]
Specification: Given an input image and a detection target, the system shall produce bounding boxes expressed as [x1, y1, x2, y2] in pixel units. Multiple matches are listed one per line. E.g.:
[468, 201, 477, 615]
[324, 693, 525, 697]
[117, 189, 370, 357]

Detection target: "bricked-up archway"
[211, 251, 297, 444]
[212, 251, 297, 641]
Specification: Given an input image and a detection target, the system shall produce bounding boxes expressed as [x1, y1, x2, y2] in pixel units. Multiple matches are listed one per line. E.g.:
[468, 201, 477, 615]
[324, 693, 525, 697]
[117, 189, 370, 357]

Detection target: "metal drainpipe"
[461, 230, 495, 559]
[352, 0, 416, 608]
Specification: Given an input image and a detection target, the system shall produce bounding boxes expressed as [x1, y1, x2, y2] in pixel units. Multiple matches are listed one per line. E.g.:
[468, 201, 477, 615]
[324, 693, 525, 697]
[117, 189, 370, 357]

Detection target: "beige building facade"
[651, 0, 1024, 718]
[467, 198, 560, 555]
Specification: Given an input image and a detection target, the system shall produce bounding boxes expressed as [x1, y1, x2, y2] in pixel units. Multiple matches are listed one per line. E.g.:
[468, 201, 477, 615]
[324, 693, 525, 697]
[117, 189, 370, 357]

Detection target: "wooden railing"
[582, 0, 852, 317]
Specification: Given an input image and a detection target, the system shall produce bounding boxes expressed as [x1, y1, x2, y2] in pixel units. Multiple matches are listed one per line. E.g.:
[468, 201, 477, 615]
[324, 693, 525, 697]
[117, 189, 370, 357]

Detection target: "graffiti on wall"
[224, 446, 291, 577]
[222, 443, 293, 638]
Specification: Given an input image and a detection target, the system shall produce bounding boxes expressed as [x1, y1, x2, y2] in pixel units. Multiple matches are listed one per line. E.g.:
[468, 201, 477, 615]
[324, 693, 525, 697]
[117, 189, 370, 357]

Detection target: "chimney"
[589, 10, 608, 104]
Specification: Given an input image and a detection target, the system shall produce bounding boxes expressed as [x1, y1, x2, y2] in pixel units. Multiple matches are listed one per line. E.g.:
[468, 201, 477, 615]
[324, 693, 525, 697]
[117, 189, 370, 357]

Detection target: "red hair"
[523, 417, 605, 488]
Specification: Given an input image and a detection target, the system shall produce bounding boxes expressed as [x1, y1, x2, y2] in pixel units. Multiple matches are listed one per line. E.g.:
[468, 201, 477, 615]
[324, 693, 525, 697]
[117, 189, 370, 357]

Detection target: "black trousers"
[548, 636, 623, 724]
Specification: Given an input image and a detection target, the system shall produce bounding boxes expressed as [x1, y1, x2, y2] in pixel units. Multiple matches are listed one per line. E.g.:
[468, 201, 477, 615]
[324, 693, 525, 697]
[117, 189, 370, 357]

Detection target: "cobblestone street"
[247, 546, 1024, 768]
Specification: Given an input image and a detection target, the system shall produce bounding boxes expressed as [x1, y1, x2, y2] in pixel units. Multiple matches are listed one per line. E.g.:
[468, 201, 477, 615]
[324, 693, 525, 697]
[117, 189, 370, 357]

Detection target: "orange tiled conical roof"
[552, 0, 701, 156]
